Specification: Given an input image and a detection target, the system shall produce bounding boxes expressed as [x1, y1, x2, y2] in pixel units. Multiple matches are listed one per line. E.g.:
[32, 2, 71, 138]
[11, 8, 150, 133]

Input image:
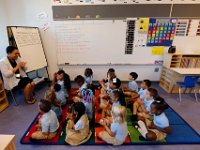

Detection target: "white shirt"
[55, 90, 66, 106]
[153, 112, 169, 129]
[128, 80, 138, 92]
[80, 82, 87, 91]
[74, 118, 85, 131]
[138, 88, 147, 100]
[144, 98, 154, 112]
[57, 80, 68, 97]
[41, 110, 59, 133]
[0, 57, 27, 90]
[85, 76, 92, 84]
[111, 122, 128, 141]
[105, 81, 110, 91]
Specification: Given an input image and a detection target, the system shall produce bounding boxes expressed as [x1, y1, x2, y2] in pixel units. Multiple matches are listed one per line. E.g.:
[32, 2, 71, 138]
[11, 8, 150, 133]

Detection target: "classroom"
[0, 0, 200, 150]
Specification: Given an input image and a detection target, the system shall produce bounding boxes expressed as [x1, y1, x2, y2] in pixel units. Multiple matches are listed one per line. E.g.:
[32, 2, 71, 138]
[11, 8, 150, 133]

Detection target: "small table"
[171, 68, 200, 75]
[0, 135, 16, 150]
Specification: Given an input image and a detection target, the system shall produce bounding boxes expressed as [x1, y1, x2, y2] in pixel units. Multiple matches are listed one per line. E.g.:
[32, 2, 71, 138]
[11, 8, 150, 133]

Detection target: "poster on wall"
[138, 18, 149, 33]
[134, 18, 149, 47]
[147, 18, 176, 46]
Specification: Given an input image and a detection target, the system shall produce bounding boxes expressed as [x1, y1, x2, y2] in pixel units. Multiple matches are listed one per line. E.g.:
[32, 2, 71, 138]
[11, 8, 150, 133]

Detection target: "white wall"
[173, 36, 200, 54]
[0, 0, 9, 58]
[2, 0, 199, 81]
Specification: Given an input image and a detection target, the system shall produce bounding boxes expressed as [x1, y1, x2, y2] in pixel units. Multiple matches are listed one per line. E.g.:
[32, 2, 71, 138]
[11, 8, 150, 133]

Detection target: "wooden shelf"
[159, 66, 180, 93]
[0, 101, 8, 112]
[0, 96, 6, 102]
[0, 79, 9, 112]
[163, 53, 200, 69]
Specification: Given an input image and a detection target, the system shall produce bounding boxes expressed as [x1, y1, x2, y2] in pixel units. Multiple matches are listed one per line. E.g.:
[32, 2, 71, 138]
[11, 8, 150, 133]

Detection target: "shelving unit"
[163, 53, 200, 69]
[159, 66, 184, 93]
[170, 55, 182, 68]
[0, 79, 9, 112]
[160, 53, 200, 93]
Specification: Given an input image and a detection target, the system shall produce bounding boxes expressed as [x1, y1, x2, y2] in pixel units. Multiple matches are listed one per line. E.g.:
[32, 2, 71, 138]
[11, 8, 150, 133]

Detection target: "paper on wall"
[152, 46, 164, 55]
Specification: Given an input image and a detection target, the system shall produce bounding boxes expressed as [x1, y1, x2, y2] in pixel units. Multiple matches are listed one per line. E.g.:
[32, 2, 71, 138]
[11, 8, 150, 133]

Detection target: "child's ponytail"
[64, 72, 71, 92]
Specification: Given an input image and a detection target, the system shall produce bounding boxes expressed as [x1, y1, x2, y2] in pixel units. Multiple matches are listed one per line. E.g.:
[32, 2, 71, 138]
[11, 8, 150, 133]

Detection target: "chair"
[0, 71, 18, 106]
[173, 76, 199, 102]
[195, 82, 200, 96]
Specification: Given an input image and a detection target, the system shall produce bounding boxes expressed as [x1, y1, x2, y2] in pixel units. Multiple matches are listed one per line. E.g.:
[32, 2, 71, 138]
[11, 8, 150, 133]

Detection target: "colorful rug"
[20, 89, 200, 145]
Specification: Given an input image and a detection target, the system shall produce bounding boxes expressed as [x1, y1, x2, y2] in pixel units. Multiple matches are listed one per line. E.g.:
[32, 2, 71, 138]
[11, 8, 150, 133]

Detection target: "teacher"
[0, 46, 36, 104]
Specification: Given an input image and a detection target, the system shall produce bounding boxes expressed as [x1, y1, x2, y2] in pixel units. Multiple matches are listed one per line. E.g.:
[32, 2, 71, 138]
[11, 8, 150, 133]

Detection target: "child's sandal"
[25, 99, 35, 104]
[31, 97, 37, 103]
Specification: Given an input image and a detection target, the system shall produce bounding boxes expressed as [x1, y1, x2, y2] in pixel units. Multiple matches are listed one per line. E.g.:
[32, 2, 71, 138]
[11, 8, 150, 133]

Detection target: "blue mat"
[165, 107, 200, 144]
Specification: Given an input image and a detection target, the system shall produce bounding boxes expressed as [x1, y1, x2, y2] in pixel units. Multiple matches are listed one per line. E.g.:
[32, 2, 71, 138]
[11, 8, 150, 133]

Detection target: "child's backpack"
[81, 88, 93, 103]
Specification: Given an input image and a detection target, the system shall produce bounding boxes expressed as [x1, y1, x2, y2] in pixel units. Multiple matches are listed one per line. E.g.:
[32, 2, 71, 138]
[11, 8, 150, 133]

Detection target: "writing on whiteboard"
[55, 23, 91, 53]
[14, 30, 41, 47]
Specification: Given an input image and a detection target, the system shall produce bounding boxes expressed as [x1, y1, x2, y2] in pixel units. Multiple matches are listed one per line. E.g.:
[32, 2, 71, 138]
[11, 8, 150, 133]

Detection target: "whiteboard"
[55, 20, 163, 65]
[11, 27, 47, 72]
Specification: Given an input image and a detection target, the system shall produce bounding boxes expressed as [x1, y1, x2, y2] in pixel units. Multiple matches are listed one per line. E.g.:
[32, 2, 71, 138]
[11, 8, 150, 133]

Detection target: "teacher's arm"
[0, 61, 15, 78]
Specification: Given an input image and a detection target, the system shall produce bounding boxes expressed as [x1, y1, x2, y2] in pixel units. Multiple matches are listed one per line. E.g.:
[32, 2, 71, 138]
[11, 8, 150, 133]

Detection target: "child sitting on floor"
[133, 88, 158, 120]
[52, 70, 71, 98]
[84, 68, 96, 93]
[100, 90, 126, 126]
[111, 90, 126, 107]
[99, 69, 116, 96]
[123, 72, 138, 93]
[45, 89, 62, 119]
[99, 77, 121, 110]
[74, 75, 94, 120]
[138, 79, 151, 100]
[65, 102, 92, 145]
[133, 88, 158, 121]
[98, 105, 128, 145]
[53, 83, 66, 106]
[122, 72, 139, 110]
[101, 68, 115, 84]
[135, 97, 172, 141]
[129, 79, 151, 113]
[30, 99, 59, 140]
[84, 68, 93, 85]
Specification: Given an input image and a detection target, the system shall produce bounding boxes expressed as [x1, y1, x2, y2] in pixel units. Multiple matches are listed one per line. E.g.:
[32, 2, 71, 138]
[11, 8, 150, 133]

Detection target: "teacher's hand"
[18, 61, 26, 67]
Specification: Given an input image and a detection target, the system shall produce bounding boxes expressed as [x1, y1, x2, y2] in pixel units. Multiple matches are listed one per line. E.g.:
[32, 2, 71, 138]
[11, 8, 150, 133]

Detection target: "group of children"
[30, 68, 172, 145]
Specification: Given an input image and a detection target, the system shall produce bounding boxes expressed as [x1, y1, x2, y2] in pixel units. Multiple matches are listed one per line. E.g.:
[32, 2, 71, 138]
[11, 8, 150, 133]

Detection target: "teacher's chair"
[0, 71, 18, 106]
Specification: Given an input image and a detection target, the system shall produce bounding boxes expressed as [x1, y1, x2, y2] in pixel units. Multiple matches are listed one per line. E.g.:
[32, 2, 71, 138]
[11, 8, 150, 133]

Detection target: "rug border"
[20, 104, 200, 145]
